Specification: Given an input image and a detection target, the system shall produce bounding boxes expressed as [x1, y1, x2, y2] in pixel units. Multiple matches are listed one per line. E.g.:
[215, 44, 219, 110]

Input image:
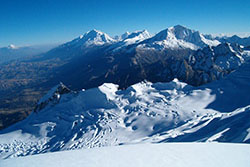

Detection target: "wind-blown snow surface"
[2, 143, 250, 167]
[0, 59, 250, 159]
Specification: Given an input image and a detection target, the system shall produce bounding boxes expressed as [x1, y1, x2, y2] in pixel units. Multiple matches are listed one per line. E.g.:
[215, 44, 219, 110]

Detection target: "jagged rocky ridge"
[34, 83, 71, 112]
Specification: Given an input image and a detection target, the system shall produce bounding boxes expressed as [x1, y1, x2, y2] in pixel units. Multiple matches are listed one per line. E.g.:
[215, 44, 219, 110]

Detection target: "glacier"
[0, 59, 250, 159]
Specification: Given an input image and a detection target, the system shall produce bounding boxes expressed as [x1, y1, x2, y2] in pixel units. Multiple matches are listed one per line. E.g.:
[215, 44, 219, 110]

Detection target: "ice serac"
[139, 25, 220, 50]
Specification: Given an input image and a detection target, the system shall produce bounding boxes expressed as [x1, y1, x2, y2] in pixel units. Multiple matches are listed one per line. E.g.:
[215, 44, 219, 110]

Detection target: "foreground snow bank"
[2, 143, 250, 167]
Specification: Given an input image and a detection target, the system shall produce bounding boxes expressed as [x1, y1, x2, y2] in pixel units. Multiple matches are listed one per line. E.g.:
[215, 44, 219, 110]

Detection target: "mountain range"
[0, 25, 250, 160]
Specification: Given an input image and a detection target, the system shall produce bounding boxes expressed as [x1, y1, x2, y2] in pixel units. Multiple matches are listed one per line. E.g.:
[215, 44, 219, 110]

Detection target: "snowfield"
[1, 143, 250, 167]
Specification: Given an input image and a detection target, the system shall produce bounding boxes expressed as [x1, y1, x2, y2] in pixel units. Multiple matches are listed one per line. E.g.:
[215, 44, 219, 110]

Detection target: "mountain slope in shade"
[2, 143, 250, 167]
[0, 59, 250, 159]
[177, 43, 246, 85]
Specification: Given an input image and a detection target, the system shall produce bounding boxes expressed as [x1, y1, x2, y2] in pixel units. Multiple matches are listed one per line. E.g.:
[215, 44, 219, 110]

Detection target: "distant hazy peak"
[7, 44, 18, 49]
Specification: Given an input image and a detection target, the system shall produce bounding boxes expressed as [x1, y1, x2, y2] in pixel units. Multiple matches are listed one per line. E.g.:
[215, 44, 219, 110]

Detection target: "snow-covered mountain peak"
[7, 44, 18, 49]
[122, 30, 151, 44]
[63, 29, 115, 48]
[109, 30, 152, 52]
[86, 29, 103, 36]
[171, 25, 197, 40]
[151, 25, 196, 41]
[141, 25, 220, 50]
[131, 30, 150, 38]
[82, 29, 115, 46]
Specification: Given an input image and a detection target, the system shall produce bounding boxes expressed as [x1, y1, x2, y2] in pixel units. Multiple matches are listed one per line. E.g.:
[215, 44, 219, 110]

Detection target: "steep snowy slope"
[2, 143, 250, 167]
[0, 58, 250, 159]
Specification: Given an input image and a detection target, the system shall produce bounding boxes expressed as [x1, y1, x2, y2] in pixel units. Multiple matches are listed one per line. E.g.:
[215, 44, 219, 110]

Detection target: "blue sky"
[0, 0, 249, 47]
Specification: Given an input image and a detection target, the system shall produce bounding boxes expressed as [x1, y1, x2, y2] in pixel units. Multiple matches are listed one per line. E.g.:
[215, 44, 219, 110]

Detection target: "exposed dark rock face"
[34, 83, 71, 112]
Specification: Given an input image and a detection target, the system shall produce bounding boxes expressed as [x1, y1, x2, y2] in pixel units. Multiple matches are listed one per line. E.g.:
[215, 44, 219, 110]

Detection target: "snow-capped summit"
[140, 25, 220, 50]
[115, 30, 151, 42]
[80, 29, 115, 46]
[7, 44, 18, 49]
[109, 30, 151, 52]
[122, 30, 151, 45]
[63, 29, 115, 48]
